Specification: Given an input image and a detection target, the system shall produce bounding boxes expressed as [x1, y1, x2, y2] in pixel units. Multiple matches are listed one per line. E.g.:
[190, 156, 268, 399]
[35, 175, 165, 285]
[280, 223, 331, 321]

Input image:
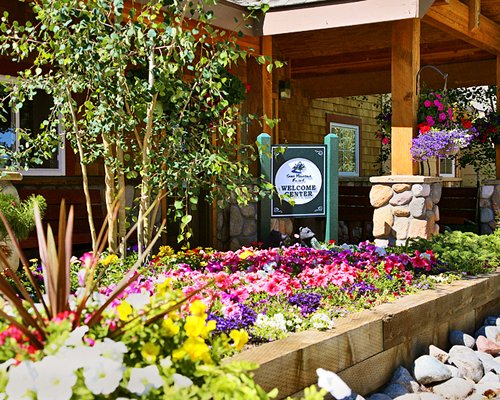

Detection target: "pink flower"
[423, 99, 432, 108]
[426, 115, 435, 126]
[438, 112, 447, 122]
[447, 107, 453, 119]
[434, 99, 444, 111]
[382, 137, 390, 145]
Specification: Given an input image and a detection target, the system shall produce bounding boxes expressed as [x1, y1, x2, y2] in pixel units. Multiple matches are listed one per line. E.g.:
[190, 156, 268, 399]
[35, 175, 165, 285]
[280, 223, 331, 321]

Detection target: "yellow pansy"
[172, 348, 186, 361]
[200, 319, 216, 338]
[101, 254, 118, 266]
[157, 279, 173, 297]
[182, 337, 212, 363]
[184, 315, 206, 338]
[141, 342, 160, 363]
[162, 318, 180, 336]
[189, 300, 206, 317]
[116, 301, 132, 321]
[239, 249, 253, 260]
[230, 329, 249, 351]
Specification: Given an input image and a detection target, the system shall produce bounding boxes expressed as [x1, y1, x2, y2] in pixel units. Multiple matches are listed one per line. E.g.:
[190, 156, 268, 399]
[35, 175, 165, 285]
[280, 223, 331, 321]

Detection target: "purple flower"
[411, 128, 473, 162]
[426, 115, 435, 126]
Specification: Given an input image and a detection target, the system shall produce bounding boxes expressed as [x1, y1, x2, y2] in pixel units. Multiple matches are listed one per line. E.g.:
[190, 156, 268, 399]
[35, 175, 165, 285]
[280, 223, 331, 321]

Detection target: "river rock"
[474, 380, 500, 395]
[394, 395, 441, 400]
[432, 377, 474, 399]
[367, 394, 392, 400]
[316, 368, 365, 400]
[446, 364, 461, 378]
[483, 316, 500, 326]
[475, 351, 500, 374]
[449, 346, 484, 383]
[478, 371, 500, 384]
[475, 325, 500, 342]
[413, 355, 452, 385]
[476, 335, 500, 355]
[383, 383, 408, 398]
[390, 367, 420, 393]
[429, 345, 449, 363]
[449, 330, 475, 348]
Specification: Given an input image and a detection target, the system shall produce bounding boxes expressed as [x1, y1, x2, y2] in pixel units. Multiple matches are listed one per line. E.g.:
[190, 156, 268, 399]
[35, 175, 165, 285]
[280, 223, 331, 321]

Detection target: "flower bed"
[0, 229, 498, 398]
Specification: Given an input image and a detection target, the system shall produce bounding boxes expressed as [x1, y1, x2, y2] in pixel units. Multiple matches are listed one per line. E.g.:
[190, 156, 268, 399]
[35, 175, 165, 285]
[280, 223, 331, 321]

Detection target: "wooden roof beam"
[424, 0, 500, 54]
[469, 0, 481, 32]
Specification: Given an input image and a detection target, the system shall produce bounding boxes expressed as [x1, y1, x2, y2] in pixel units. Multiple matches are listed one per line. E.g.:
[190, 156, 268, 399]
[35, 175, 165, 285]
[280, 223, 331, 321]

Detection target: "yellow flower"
[200, 319, 216, 339]
[239, 249, 253, 260]
[230, 329, 249, 351]
[162, 318, 180, 337]
[189, 300, 206, 317]
[172, 348, 186, 361]
[116, 301, 132, 321]
[156, 279, 173, 297]
[101, 254, 118, 266]
[157, 245, 174, 258]
[182, 337, 212, 363]
[141, 342, 160, 363]
[184, 315, 206, 338]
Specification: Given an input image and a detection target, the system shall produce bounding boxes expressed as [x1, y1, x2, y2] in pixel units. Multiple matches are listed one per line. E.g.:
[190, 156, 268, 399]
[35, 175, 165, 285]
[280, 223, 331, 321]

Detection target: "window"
[439, 157, 455, 177]
[0, 76, 65, 176]
[327, 115, 361, 176]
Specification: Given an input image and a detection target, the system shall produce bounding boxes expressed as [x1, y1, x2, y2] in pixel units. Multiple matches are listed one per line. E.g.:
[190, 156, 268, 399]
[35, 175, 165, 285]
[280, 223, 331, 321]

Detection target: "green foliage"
[0, 0, 276, 250]
[0, 193, 46, 241]
[405, 230, 500, 275]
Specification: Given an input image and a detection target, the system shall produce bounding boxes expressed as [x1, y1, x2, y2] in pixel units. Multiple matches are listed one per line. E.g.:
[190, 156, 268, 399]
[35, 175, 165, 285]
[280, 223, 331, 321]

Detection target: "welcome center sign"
[271, 145, 326, 217]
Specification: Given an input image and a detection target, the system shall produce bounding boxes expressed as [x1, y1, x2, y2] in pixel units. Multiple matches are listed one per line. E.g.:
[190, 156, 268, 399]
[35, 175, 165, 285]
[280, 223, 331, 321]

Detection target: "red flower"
[461, 118, 472, 129]
[244, 82, 251, 93]
[417, 122, 431, 134]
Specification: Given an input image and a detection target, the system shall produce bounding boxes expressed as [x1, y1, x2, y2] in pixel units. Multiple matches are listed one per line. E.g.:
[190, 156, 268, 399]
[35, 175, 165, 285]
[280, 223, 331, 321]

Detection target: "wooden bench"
[338, 185, 374, 243]
[17, 187, 104, 250]
[438, 187, 478, 227]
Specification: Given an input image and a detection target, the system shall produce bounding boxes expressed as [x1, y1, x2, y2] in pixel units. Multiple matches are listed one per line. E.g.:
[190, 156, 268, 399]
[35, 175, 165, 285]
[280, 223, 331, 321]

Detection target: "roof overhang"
[251, 0, 435, 35]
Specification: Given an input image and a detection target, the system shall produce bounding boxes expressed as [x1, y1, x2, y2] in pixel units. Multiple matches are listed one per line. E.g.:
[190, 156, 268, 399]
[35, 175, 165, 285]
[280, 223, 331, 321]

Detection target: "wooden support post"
[496, 55, 500, 179]
[246, 36, 273, 174]
[391, 18, 420, 176]
[257, 133, 271, 241]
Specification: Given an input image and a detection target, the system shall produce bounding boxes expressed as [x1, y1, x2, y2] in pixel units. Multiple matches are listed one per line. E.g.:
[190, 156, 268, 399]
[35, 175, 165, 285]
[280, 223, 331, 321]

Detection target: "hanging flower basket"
[410, 128, 474, 162]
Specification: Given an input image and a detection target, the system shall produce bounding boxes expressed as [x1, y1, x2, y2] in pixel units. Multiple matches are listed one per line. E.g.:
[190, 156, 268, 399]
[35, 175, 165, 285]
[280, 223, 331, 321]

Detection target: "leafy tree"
[0, 0, 274, 254]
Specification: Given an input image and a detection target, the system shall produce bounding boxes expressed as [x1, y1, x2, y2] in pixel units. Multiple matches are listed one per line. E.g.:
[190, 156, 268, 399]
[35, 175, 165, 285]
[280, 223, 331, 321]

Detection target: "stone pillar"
[480, 179, 500, 234]
[369, 176, 442, 247]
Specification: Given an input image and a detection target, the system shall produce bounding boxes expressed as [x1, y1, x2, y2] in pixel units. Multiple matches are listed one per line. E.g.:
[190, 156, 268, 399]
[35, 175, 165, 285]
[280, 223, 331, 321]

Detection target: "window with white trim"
[0, 76, 65, 176]
[329, 121, 360, 176]
[439, 157, 455, 177]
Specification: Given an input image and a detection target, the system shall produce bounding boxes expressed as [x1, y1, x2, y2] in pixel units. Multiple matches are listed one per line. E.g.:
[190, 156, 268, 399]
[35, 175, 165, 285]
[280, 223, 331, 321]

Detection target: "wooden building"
[1, 0, 500, 248]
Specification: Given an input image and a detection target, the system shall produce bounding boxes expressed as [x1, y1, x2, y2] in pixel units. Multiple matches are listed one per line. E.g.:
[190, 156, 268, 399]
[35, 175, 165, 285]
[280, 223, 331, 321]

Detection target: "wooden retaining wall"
[228, 270, 500, 398]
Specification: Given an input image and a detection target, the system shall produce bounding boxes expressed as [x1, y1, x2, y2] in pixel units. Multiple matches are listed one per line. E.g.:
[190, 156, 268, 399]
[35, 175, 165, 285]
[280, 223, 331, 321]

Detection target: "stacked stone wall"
[370, 176, 442, 246]
[480, 179, 500, 234]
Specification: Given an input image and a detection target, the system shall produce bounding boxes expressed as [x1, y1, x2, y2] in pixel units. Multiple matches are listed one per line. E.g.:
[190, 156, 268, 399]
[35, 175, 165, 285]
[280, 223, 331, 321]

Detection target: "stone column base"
[480, 179, 500, 234]
[369, 175, 442, 246]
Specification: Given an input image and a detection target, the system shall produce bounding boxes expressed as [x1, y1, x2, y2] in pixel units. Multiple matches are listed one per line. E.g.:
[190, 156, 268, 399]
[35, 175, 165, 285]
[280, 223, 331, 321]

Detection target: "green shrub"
[0, 193, 46, 241]
[404, 229, 500, 275]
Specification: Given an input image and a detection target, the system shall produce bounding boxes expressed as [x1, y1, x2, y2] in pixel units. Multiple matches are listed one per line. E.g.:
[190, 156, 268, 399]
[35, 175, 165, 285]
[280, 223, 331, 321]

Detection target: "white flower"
[64, 325, 89, 347]
[160, 356, 173, 369]
[84, 357, 123, 395]
[310, 312, 335, 330]
[172, 373, 193, 389]
[6, 361, 36, 400]
[93, 338, 128, 363]
[127, 365, 164, 395]
[57, 344, 101, 369]
[126, 292, 151, 309]
[317, 368, 352, 399]
[33, 356, 77, 400]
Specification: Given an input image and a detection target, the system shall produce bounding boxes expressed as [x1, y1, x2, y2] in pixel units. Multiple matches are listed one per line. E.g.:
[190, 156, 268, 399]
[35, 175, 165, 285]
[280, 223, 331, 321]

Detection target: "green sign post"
[257, 133, 338, 242]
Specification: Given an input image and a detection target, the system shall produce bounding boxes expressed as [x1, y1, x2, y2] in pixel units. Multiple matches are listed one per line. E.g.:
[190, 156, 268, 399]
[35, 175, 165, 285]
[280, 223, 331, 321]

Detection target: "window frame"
[326, 114, 362, 177]
[439, 157, 455, 178]
[0, 75, 66, 176]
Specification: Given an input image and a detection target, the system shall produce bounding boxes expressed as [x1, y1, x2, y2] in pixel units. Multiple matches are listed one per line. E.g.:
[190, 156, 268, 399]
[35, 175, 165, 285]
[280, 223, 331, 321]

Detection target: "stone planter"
[0, 172, 23, 271]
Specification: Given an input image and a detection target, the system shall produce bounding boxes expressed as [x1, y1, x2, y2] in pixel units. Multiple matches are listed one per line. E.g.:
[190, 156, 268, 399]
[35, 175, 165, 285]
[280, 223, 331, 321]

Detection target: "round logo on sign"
[275, 158, 322, 205]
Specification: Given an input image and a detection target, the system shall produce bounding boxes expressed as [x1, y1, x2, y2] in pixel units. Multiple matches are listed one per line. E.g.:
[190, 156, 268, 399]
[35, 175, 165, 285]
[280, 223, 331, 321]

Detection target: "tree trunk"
[102, 134, 118, 253]
[117, 147, 127, 257]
